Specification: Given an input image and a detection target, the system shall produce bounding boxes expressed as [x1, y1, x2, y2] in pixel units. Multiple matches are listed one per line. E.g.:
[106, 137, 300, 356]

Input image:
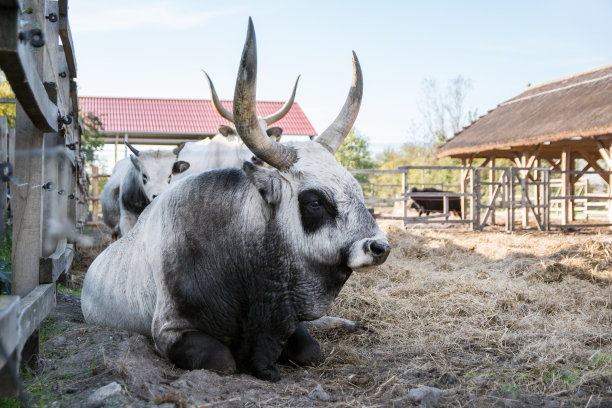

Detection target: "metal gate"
[473, 167, 550, 231]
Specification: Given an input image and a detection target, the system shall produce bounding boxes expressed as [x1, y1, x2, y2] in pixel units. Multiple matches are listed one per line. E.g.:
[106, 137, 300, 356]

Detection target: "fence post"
[505, 169, 512, 232]
[0, 117, 7, 238]
[489, 157, 495, 225]
[544, 169, 550, 231]
[11, 102, 44, 297]
[401, 170, 407, 226]
[473, 169, 480, 230]
[92, 166, 100, 225]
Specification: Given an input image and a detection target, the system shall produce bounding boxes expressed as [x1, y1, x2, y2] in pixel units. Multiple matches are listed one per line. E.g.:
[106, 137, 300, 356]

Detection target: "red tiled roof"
[79, 96, 317, 136]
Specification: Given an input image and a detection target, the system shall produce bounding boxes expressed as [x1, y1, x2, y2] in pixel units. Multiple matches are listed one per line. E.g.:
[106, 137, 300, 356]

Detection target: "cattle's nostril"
[368, 240, 391, 262]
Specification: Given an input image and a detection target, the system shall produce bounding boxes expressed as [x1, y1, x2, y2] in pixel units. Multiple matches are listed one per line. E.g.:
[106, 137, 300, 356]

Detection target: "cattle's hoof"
[254, 364, 281, 382]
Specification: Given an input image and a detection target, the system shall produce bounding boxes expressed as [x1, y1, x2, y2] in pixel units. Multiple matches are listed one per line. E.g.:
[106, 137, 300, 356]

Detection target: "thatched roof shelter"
[436, 64, 612, 226]
[437, 64, 612, 160]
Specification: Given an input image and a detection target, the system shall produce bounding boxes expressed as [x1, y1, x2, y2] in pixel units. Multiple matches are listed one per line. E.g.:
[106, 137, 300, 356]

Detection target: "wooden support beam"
[12, 102, 44, 297]
[541, 157, 561, 171]
[578, 149, 609, 184]
[561, 148, 571, 224]
[525, 144, 543, 169]
[59, 0, 77, 79]
[460, 159, 467, 220]
[0, 295, 20, 397]
[479, 157, 490, 168]
[522, 151, 529, 227]
[0, 118, 7, 239]
[0, 6, 58, 132]
[489, 157, 496, 225]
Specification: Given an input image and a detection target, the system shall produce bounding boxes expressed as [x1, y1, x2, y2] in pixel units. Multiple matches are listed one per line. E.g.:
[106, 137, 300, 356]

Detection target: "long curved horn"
[125, 141, 140, 156]
[233, 18, 297, 171]
[315, 51, 363, 153]
[202, 70, 234, 123]
[263, 75, 300, 125]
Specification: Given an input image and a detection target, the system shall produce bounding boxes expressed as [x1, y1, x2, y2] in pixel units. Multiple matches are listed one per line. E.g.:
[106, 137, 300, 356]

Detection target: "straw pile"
[306, 224, 612, 404]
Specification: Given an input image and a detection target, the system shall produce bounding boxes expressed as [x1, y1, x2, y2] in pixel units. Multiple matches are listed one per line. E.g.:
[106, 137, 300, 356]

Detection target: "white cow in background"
[101, 143, 190, 237]
[170, 70, 295, 182]
[171, 124, 282, 183]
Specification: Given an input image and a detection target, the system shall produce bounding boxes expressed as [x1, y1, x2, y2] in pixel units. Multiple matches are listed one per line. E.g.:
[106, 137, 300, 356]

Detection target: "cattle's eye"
[308, 200, 321, 209]
[298, 189, 338, 233]
[142, 174, 148, 185]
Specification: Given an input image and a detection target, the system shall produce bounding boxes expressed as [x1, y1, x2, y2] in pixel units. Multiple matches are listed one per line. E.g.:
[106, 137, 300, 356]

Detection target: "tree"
[419, 76, 474, 147]
[334, 128, 376, 183]
[81, 113, 106, 164]
[0, 71, 16, 128]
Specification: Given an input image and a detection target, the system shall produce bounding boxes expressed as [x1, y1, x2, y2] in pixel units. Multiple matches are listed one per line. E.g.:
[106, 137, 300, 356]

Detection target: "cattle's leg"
[119, 212, 138, 236]
[166, 331, 236, 373]
[246, 334, 284, 382]
[279, 322, 321, 366]
[152, 302, 236, 374]
[306, 316, 364, 333]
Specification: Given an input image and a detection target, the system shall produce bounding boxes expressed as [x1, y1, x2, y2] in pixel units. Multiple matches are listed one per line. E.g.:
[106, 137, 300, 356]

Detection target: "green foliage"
[0, 71, 16, 128]
[335, 129, 376, 183]
[80, 113, 106, 164]
[364, 143, 462, 199]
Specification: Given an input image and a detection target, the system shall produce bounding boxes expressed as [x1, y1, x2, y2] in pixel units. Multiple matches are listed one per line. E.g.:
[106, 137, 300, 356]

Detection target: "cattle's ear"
[172, 160, 190, 175]
[130, 155, 142, 171]
[266, 127, 283, 142]
[243, 161, 283, 206]
[218, 125, 237, 137]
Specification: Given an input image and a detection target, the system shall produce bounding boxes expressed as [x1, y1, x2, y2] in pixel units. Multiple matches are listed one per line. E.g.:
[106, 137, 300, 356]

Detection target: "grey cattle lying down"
[101, 144, 189, 237]
[172, 63, 364, 334]
[82, 19, 390, 382]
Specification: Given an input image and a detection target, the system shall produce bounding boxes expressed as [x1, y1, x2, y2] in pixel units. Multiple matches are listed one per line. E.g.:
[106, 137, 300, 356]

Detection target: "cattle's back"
[82, 168, 265, 338]
[81, 222, 157, 336]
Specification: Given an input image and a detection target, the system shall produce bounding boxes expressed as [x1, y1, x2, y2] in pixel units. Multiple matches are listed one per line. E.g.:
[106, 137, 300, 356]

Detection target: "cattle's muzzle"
[347, 237, 392, 271]
[364, 239, 391, 265]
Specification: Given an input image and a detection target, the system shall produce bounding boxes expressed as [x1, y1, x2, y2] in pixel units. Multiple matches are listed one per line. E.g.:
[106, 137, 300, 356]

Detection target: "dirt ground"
[5, 222, 612, 407]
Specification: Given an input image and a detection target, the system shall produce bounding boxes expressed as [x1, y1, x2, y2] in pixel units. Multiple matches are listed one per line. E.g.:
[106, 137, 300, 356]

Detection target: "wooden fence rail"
[351, 165, 612, 231]
[87, 166, 110, 228]
[0, 0, 85, 397]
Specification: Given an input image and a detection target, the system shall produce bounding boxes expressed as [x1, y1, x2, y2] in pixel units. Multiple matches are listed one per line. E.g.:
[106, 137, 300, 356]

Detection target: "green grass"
[57, 283, 81, 296]
[591, 352, 612, 368]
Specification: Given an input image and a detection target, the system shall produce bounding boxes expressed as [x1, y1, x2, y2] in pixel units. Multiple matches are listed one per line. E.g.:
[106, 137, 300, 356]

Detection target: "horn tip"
[247, 17, 255, 37]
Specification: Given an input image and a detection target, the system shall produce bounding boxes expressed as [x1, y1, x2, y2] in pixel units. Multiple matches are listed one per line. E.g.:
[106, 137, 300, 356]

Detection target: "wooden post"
[544, 169, 550, 231]
[41, 133, 60, 257]
[561, 148, 570, 225]
[12, 102, 43, 297]
[521, 151, 529, 227]
[473, 169, 480, 230]
[0, 117, 7, 238]
[535, 159, 541, 219]
[504, 169, 510, 232]
[489, 157, 495, 225]
[469, 167, 475, 224]
[92, 165, 100, 225]
[460, 159, 467, 220]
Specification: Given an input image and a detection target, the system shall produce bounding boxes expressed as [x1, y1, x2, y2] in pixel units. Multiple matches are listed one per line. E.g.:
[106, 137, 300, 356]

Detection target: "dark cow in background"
[409, 187, 462, 218]
[82, 19, 391, 382]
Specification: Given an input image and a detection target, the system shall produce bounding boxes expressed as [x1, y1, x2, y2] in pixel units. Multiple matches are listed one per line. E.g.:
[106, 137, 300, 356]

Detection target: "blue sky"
[70, 0, 612, 153]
